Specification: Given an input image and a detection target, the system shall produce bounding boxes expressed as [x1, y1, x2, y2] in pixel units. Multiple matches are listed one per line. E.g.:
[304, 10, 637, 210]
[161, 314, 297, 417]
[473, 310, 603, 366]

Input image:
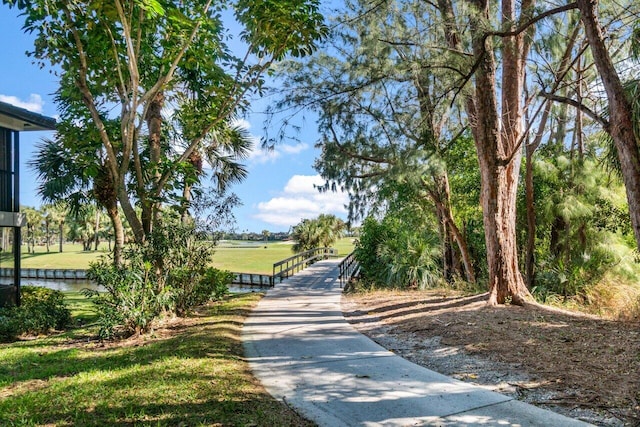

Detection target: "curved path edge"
[242, 259, 592, 426]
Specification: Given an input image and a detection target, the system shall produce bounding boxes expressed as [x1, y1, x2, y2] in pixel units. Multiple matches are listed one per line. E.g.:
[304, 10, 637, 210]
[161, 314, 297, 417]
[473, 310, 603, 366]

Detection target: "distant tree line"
[220, 231, 291, 242]
[20, 203, 121, 253]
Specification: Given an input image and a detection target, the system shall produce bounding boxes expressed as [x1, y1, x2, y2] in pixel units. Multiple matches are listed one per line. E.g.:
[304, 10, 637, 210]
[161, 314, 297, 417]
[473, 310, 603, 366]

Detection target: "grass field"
[0, 293, 312, 426]
[18, 239, 356, 273]
[211, 238, 355, 274]
[20, 243, 109, 269]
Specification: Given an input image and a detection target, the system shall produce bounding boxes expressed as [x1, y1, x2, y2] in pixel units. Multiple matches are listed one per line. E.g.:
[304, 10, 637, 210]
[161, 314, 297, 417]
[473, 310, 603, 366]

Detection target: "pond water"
[22, 278, 101, 293]
[228, 284, 269, 294]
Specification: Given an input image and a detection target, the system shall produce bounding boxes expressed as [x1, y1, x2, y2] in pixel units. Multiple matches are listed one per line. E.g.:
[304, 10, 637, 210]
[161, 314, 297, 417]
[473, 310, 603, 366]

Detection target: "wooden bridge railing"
[272, 247, 338, 284]
[338, 251, 359, 288]
[231, 247, 339, 288]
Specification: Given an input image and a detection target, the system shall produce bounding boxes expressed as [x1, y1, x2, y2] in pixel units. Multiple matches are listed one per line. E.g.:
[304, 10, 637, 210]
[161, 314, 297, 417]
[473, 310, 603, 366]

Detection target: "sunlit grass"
[0, 293, 314, 426]
[211, 237, 355, 274]
[64, 291, 99, 325]
[18, 239, 356, 273]
[21, 243, 109, 269]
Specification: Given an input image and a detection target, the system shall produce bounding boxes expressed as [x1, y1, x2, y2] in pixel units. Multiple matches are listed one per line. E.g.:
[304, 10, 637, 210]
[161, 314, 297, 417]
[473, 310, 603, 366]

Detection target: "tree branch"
[541, 92, 610, 130]
[487, 3, 579, 39]
[327, 121, 396, 165]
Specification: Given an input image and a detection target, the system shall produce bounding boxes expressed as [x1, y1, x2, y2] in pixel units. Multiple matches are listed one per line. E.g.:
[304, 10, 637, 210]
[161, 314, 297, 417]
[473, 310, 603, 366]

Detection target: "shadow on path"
[242, 259, 592, 427]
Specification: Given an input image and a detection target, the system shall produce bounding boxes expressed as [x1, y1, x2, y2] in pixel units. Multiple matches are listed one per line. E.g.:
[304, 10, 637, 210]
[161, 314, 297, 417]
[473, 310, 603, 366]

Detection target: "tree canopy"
[279, 0, 640, 309]
[6, 0, 328, 264]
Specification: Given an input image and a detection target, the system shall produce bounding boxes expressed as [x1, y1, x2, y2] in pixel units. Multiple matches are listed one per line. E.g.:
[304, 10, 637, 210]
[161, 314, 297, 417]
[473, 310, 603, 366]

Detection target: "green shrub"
[85, 258, 165, 340]
[155, 222, 231, 316]
[0, 286, 71, 342]
[168, 267, 232, 316]
[201, 268, 233, 301]
[86, 219, 233, 339]
[0, 314, 19, 342]
[355, 215, 443, 289]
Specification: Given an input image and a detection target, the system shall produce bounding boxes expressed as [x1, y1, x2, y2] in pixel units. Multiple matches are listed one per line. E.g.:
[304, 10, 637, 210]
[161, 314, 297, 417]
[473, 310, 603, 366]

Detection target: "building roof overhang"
[0, 100, 56, 131]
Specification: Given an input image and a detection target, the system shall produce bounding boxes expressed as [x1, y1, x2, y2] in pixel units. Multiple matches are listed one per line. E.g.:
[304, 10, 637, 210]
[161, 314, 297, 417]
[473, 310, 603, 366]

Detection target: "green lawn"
[63, 291, 100, 325]
[18, 239, 356, 273]
[211, 237, 355, 274]
[0, 292, 313, 426]
[21, 243, 109, 269]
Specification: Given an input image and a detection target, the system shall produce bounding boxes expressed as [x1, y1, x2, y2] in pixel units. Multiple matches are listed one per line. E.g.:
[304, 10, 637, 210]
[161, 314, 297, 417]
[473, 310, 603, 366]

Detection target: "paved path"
[242, 259, 592, 426]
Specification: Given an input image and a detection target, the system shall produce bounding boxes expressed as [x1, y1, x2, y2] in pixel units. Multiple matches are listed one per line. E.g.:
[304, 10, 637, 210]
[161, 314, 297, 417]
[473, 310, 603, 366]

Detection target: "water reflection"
[22, 279, 102, 293]
[228, 285, 269, 294]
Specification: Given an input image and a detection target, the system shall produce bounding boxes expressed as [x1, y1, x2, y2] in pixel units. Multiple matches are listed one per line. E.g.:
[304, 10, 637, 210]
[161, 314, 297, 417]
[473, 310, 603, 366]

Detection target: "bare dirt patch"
[342, 289, 640, 426]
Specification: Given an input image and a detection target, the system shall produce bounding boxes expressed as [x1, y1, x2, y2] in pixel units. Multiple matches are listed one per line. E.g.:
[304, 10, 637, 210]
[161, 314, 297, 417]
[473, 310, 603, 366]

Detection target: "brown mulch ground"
[342, 289, 640, 426]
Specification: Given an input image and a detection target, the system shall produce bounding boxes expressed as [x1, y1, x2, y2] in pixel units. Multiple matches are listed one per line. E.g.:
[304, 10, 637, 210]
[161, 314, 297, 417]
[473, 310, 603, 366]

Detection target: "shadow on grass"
[0, 293, 315, 426]
[344, 292, 489, 322]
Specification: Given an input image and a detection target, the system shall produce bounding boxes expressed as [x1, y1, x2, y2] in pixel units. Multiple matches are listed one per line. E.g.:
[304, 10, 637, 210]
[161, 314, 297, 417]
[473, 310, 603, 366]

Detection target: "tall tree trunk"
[107, 204, 125, 267]
[119, 185, 145, 244]
[438, 207, 453, 282]
[525, 145, 536, 288]
[181, 182, 192, 225]
[468, 0, 531, 305]
[45, 221, 50, 253]
[58, 221, 64, 253]
[437, 0, 529, 302]
[181, 150, 203, 225]
[93, 209, 100, 251]
[427, 176, 476, 284]
[95, 164, 125, 266]
[577, 0, 640, 252]
[142, 91, 165, 237]
[574, 56, 585, 160]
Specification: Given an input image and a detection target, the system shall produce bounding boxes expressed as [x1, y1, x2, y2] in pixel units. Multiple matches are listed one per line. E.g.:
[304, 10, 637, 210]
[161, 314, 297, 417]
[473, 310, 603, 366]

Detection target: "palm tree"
[47, 203, 67, 253]
[316, 214, 346, 248]
[291, 219, 319, 253]
[29, 130, 126, 264]
[291, 214, 346, 253]
[41, 203, 67, 253]
[176, 119, 253, 224]
[22, 207, 42, 254]
[262, 229, 270, 245]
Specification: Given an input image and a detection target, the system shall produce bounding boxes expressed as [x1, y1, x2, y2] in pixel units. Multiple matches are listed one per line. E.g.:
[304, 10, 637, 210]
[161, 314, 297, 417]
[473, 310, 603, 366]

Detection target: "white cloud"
[0, 94, 45, 113]
[280, 143, 309, 155]
[254, 174, 349, 228]
[284, 174, 325, 194]
[248, 142, 309, 164]
[228, 117, 310, 165]
[248, 144, 280, 163]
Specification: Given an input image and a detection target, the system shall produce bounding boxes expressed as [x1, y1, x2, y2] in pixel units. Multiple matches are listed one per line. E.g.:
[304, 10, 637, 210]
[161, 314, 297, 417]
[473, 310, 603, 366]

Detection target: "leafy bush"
[0, 286, 71, 342]
[169, 267, 232, 316]
[532, 231, 640, 309]
[355, 215, 443, 289]
[85, 259, 164, 339]
[86, 219, 233, 339]
[147, 220, 231, 315]
[354, 216, 388, 287]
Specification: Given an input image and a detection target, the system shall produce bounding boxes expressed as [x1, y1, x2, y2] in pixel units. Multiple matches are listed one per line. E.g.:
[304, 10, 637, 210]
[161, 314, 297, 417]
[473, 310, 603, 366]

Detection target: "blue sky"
[0, 7, 348, 233]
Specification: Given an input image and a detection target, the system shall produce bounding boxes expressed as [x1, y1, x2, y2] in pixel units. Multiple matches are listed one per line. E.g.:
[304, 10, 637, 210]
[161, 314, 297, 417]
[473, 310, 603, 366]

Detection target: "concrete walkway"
[242, 259, 592, 426]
